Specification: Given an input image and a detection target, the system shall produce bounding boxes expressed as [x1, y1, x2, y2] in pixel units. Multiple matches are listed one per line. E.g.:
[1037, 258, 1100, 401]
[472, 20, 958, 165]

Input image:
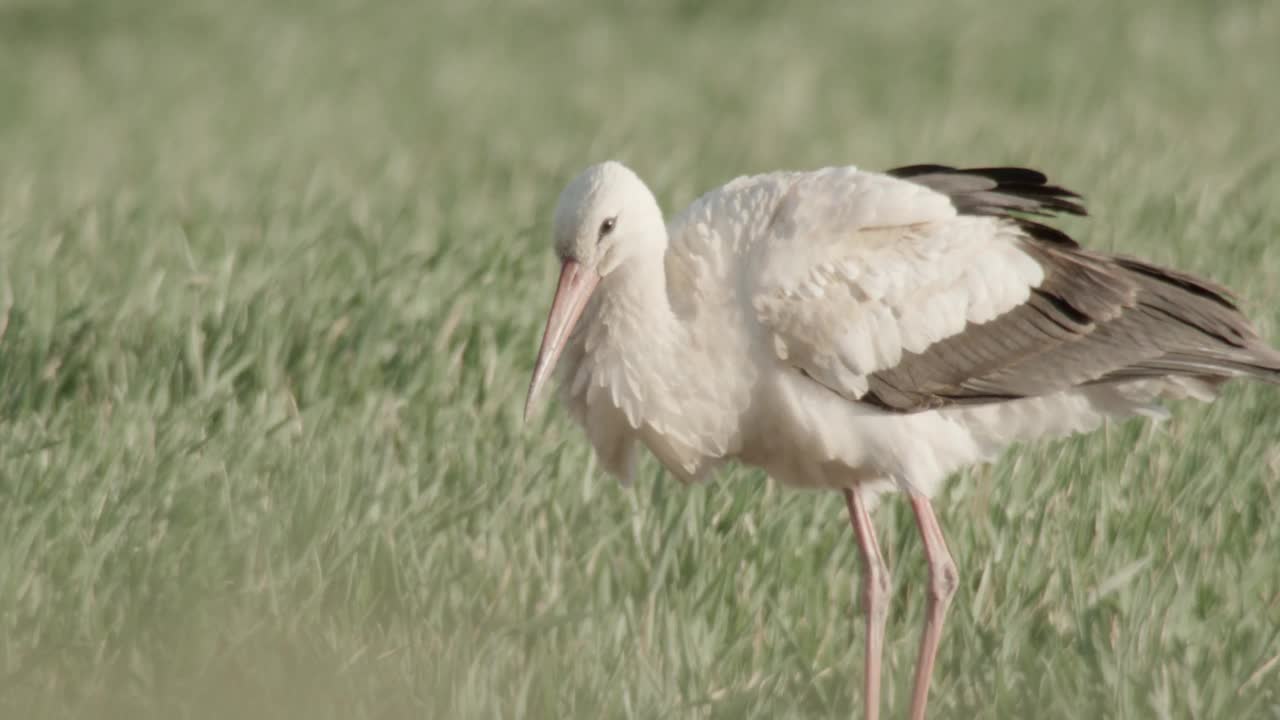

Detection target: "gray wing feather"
[858, 165, 1280, 412]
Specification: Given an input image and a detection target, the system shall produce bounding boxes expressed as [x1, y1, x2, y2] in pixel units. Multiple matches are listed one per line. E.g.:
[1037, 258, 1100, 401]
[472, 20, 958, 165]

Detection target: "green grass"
[1, 0, 1279, 717]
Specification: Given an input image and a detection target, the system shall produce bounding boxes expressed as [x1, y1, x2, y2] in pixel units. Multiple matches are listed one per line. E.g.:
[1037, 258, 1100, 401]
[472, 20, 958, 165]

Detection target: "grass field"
[1, 0, 1279, 717]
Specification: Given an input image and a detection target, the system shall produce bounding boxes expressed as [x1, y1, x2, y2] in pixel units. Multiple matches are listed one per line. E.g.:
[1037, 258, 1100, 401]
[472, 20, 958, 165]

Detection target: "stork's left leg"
[907, 491, 958, 720]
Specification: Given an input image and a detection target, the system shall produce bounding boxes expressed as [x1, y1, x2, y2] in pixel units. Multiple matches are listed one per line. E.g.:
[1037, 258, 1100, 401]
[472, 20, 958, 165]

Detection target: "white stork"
[523, 160, 1280, 720]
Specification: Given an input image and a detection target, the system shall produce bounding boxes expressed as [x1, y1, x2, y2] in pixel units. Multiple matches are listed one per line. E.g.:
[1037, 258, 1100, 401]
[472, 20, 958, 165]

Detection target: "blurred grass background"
[1, 0, 1278, 718]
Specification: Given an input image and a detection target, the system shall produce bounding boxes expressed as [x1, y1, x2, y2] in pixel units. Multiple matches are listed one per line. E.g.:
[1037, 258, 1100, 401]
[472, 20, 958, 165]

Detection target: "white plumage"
[539, 163, 1195, 491]
[524, 160, 1280, 720]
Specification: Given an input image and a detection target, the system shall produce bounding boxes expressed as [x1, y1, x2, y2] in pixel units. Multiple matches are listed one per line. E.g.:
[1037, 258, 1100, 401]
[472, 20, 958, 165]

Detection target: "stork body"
[525, 161, 1280, 720]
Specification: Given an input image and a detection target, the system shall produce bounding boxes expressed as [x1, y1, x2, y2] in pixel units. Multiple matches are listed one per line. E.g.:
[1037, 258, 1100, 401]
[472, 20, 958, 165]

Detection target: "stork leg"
[843, 488, 889, 720]
[906, 491, 958, 720]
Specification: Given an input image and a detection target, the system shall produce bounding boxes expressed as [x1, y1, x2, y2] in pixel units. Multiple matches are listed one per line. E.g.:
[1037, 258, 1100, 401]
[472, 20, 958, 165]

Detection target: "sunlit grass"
[1, 0, 1278, 717]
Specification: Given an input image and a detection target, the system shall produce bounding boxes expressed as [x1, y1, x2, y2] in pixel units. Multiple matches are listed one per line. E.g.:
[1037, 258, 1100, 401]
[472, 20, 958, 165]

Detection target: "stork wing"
[752, 165, 1280, 412]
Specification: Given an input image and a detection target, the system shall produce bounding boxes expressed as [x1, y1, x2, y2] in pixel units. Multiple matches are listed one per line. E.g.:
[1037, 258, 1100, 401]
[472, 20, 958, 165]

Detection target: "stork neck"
[598, 255, 673, 324]
[574, 247, 742, 480]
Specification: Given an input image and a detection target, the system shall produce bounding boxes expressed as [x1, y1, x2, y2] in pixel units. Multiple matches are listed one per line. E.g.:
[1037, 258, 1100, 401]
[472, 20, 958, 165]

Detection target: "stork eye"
[598, 217, 617, 239]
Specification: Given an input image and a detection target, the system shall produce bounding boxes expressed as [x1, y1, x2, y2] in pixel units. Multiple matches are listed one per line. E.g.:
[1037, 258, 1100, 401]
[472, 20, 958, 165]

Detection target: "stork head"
[551, 160, 667, 273]
[525, 161, 666, 421]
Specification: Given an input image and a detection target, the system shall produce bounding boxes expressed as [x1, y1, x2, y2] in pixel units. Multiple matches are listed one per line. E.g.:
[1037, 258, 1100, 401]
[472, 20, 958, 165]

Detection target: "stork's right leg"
[905, 491, 958, 720]
[843, 488, 890, 720]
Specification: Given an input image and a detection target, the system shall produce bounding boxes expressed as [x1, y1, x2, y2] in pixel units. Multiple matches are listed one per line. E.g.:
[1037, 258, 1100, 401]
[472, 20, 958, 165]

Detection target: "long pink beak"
[524, 259, 600, 422]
